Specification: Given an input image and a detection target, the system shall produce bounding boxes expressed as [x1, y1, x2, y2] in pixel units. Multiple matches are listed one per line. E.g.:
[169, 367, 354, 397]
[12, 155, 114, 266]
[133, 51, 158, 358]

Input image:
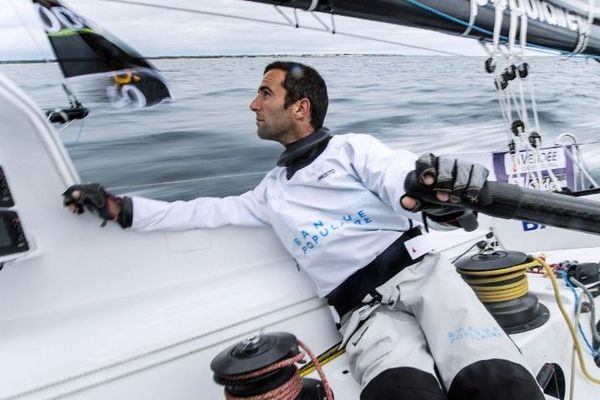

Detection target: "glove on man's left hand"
[63, 183, 121, 226]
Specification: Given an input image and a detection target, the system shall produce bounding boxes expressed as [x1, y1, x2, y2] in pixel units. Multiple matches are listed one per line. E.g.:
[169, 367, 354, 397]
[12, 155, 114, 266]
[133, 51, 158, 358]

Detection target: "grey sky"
[0, 0, 483, 61]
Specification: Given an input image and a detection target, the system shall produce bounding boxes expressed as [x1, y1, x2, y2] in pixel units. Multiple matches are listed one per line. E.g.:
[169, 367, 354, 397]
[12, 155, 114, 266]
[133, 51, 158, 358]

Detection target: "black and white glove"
[401, 153, 490, 231]
[63, 183, 132, 228]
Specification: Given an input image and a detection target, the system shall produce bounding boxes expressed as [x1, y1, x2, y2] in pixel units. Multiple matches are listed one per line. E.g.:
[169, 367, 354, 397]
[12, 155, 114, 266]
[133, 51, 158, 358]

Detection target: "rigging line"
[108, 171, 267, 192]
[311, 11, 331, 32]
[273, 5, 294, 26]
[562, 274, 599, 356]
[86, 0, 467, 57]
[555, 134, 600, 189]
[7, 0, 50, 63]
[570, 276, 600, 345]
[328, 31, 464, 56]
[55, 120, 75, 135]
[460, 0, 479, 37]
[74, 118, 85, 146]
[403, 0, 600, 59]
[515, 78, 528, 127]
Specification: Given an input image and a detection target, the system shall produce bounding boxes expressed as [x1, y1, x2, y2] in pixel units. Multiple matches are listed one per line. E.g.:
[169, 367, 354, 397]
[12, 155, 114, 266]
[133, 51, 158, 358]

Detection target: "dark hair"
[264, 61, 328, 130]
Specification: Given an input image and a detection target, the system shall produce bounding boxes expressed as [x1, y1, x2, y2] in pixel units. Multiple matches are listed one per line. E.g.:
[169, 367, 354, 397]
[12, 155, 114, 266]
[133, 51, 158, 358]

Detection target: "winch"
[210, 332, 332, 400]
[455, 250, 550, 334]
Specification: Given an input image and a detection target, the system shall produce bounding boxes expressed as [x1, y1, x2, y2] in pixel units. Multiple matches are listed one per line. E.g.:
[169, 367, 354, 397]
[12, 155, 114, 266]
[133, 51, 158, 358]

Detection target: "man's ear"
[294, 98, 311, 120]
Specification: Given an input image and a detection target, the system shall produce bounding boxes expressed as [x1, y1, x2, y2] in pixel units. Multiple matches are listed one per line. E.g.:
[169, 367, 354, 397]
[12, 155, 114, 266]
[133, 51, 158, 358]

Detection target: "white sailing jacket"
[131, 133, 425, 297]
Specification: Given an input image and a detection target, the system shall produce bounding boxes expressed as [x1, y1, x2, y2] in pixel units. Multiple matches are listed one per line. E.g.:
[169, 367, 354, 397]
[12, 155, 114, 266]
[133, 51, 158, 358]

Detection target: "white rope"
[515, 74, 528, 127]
[574, 0, 595, 54]
[581, 0, 596, 53]
[572, 0, 594, 54]
[494, 82, 513, 138]
[310, 12, 330, 31]
[306, 0, 319, 12]
[273, 5, 294, 25]
[508, 3, 520, 56]
[556, 133, 600, 189]
[491, 0, 507, 56]
[528, 74, 541, 134]
[506, 79, 525, 123]
[519, 7, 528, 58]
[461, 0, 479, 37]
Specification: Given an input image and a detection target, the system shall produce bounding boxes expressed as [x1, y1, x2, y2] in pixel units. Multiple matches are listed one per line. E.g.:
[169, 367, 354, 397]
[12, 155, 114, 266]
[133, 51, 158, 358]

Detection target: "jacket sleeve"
[346, 134, 462, 231]
[130, 177, 271, 232]
[346, 134, 419, 215]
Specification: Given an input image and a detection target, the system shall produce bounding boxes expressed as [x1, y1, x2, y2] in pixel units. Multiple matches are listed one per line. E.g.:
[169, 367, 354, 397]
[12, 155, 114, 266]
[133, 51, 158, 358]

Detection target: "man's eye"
[262, 90, 270, 97]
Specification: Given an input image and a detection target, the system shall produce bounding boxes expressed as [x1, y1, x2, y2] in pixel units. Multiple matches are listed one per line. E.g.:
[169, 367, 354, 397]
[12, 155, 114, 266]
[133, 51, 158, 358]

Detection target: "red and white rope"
[222, 340, 334, 400]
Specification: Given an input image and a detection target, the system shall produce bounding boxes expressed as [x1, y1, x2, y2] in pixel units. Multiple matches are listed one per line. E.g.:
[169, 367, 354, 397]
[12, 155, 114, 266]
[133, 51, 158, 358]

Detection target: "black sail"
[32, 0, 172, 108]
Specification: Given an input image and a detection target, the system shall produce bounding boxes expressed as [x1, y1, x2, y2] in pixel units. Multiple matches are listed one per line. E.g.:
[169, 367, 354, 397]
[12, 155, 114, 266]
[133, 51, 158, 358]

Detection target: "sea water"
[2, 55, 600, 200]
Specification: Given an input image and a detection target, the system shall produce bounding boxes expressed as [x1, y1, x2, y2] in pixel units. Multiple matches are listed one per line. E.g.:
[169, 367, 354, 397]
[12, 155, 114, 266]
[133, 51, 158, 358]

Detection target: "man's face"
[249, 69, 296, 142]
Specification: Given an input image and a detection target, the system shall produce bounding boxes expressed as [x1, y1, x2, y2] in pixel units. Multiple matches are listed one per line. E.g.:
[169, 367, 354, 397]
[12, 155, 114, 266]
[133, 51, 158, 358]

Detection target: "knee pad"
[361, 367, 448, 400]
[447, 359, 544, 400]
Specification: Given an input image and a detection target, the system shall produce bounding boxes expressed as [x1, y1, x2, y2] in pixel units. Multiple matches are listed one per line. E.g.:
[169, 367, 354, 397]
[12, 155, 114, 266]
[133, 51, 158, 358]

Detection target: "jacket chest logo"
[317, 169, 335, 181]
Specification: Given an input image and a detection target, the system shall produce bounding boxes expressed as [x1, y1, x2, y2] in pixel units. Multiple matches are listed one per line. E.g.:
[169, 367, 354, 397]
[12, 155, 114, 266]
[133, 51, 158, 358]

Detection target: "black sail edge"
[32, 0, 172, 108]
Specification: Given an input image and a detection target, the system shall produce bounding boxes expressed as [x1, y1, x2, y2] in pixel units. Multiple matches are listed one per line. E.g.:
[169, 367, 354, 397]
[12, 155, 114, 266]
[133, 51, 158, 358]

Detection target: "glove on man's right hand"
[63, 183, 121, 226]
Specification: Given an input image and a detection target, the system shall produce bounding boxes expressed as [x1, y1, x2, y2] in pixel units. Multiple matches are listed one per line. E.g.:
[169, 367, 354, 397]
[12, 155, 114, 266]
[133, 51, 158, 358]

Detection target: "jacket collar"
[277, 127, 332, 179]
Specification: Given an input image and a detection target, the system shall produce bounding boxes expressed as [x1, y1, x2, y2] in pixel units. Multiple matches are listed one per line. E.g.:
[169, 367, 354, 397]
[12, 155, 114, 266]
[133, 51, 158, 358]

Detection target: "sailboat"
[33, 0, 172, 122]
[1, 0, 600, 399]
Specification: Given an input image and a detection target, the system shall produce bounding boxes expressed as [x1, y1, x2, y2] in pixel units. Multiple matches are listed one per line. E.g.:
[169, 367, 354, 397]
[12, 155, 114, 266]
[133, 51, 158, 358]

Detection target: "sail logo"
[479, 0, 587, 33]
[34, 5, 87, 33]
[504, 148, 566, 174]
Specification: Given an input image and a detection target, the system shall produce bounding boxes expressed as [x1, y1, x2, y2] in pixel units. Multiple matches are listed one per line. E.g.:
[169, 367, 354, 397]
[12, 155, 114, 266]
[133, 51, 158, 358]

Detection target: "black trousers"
[361, 359, 545, 400]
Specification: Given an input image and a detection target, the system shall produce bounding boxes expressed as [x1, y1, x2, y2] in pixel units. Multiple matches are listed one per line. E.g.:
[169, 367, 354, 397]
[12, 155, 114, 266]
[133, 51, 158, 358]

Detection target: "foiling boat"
[1, 0, 600, 399]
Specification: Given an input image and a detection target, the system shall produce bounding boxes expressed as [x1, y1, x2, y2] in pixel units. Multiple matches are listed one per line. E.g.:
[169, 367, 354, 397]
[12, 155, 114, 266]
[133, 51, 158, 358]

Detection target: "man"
[64, 62, 544, 400]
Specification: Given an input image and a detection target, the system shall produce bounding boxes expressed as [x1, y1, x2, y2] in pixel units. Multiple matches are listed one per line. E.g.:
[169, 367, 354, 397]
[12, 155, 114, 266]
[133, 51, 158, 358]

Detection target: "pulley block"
[511, 120, 525, 135]
[528, 131, 541, 148]
[495, 75, 508, 90]
[518, 63, 529, 78]
[503, 64, 517, 81]
[485, 57, 496, 73]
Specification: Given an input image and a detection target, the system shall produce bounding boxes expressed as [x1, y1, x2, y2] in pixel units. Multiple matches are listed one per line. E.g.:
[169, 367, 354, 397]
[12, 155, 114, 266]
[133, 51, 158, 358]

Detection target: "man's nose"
[249, 96, 259, 111]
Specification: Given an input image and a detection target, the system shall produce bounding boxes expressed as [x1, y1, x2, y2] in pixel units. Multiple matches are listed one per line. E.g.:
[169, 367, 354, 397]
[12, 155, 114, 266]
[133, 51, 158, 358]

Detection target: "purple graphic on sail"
[32, 0, 172, 108]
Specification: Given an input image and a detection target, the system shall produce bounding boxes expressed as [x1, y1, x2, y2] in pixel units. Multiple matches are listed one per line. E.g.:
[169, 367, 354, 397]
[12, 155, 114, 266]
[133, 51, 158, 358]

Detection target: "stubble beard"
[256, 118, 295, 143]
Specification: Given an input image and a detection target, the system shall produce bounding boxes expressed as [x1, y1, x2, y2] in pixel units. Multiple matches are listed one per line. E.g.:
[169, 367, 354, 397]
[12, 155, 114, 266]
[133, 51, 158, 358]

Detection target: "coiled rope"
[456, 259, 539, 303]
[220, 340, 333, 400]
[460, 255, 600, 384]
